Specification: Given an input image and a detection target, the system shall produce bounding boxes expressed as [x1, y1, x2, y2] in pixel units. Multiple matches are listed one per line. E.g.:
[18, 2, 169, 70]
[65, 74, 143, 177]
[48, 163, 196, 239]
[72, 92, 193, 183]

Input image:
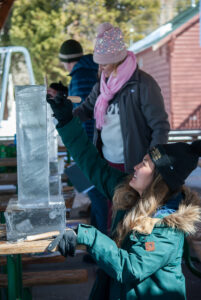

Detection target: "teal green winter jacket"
[58, 117, 200, 300]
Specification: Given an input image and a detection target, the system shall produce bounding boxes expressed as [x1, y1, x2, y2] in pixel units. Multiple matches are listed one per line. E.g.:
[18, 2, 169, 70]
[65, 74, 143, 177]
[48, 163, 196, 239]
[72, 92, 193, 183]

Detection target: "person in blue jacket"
[48, 39, 98, 140]
[47, 98, 201, 300]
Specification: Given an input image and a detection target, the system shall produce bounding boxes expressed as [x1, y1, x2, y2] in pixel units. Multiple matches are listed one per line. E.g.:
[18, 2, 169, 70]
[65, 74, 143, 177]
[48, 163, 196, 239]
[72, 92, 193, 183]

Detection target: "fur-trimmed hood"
[134, 187, 201, 235]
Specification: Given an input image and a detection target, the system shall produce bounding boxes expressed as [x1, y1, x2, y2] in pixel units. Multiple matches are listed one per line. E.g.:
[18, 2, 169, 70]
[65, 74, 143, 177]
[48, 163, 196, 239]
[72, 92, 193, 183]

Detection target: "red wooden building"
[130, 5, 201, 130]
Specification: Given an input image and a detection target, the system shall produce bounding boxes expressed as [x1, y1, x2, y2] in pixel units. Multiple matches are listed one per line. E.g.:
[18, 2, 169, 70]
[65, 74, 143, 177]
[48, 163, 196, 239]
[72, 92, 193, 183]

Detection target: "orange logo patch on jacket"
[145, 242, 155, 251]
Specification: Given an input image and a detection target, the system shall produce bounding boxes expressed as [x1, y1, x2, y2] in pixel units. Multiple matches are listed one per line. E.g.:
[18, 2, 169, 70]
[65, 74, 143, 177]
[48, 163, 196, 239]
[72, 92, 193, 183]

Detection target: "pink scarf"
[94, 51, 137, 129]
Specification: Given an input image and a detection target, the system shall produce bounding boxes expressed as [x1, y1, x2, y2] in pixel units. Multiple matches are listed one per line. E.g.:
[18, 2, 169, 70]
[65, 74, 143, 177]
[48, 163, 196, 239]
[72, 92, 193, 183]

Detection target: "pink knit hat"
[93, 23, 127, 64]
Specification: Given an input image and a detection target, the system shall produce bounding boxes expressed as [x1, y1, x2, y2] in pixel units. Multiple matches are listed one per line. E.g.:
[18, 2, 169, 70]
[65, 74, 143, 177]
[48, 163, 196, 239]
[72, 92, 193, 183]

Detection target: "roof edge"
[129, 5, 200, 54]
[153, 13, 199, 51]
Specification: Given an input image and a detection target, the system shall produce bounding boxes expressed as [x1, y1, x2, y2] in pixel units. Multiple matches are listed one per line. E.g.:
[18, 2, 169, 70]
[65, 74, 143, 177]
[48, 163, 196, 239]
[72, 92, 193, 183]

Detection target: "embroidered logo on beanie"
[149, 140, 201, 191]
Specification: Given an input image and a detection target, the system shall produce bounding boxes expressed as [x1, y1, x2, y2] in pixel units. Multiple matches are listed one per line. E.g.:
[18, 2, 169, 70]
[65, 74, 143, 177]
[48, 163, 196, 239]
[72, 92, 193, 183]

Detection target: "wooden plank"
[0, 157, 17, 167]
[0, 173, 17, 185]
[0, 219, 89, 239]
[0, 198, 10, 212]
[0, 239, 86, 255]
[0, 240, 51, 254]
[0, 224, 6, 238]
[28, 254, 66, 265]
[0, 254, 66, 266]
[0, 188, 16, 195]
[0, 140, 14, 145]
[63, 186, 74, 192]
[0, 269, 88, 287]
[58, 146, 66, 152]
[0, 193, 16, 202]
[67, 218, 89, 225]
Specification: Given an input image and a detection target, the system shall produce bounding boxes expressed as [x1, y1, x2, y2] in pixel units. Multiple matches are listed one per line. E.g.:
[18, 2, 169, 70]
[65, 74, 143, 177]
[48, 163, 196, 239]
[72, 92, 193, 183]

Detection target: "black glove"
[46, 93, 73, 128]
[47, 229, 77, 257]
[49, 81, 68, 95]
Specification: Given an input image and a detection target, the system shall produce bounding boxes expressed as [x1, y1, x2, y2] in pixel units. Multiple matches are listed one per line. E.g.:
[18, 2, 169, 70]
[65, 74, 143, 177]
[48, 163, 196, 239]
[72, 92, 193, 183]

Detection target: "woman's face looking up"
[129, 154, 155, 196]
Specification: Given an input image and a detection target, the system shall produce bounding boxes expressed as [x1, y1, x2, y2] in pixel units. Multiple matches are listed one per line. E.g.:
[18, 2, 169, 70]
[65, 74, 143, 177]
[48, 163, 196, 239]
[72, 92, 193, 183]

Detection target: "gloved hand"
[47, 81, 68, 99]
[46, 93, 73, 128]
[49, 81, 68, 95]
[47, 229, 77, 257]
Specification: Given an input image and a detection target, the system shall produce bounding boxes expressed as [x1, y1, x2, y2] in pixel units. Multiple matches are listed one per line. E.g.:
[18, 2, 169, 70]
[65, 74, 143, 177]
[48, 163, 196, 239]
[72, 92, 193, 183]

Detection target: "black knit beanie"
[149, 140, 201, 191]
[59, 39, 83, 63]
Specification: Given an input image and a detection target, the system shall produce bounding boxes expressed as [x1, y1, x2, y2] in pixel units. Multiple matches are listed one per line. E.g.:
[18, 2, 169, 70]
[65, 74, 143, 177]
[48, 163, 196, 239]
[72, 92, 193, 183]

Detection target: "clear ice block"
[47, 102, 63, 202]
[5, 85, 66, 241]
[47, 104, 58, 165]
[5, 198, 66, 241]
[15, 85, 49, 207]
[49, 175, 62, 196]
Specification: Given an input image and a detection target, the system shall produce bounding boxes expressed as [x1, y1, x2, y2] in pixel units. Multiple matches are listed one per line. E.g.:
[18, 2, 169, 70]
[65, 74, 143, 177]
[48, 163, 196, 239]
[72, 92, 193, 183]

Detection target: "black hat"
[149, 140, 201, 191]
[59, 39, 83, 63]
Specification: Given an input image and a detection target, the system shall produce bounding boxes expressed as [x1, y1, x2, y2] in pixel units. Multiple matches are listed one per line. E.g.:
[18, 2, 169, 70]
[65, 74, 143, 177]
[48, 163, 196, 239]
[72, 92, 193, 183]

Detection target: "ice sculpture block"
[47, 104, 58, 175]
[16, 85, 49, 206]
[47, 104, 63, 200]
[5, 85, 66, 241]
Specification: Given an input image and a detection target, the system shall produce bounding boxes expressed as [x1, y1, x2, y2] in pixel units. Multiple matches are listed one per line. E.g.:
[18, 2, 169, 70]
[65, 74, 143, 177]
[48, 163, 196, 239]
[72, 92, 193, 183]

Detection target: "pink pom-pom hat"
[93, 23, 127, 65]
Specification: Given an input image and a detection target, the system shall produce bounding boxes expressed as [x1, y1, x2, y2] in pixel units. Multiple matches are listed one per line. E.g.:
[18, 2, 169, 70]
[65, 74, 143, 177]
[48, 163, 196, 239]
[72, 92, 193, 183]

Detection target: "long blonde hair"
[112, 172, 173, 247]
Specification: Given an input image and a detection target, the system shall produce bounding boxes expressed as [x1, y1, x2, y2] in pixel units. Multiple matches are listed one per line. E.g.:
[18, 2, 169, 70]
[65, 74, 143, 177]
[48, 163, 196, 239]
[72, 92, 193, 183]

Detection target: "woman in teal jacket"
[47, 99, 201, 300]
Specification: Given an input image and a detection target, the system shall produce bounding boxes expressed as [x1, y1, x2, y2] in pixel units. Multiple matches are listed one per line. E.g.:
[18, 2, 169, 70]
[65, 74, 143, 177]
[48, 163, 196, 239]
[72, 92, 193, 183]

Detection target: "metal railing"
[168, 129, 201, 143]
[0, 46, 35, 126]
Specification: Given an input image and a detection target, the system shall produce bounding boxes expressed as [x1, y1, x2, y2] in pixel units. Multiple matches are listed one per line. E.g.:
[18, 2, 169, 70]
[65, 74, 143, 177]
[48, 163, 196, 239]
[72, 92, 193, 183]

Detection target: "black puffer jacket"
[73, 67, 170, 173]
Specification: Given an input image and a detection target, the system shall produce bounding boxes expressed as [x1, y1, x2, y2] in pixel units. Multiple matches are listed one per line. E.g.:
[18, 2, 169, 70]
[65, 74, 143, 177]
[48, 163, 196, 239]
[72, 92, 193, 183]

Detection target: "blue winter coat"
[68, 54, 98, 141]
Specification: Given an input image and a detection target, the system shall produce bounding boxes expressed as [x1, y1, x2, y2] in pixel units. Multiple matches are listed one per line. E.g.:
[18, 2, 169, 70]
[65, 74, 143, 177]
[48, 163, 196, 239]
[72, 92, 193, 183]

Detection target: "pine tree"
[1, 0, 161, 84]
[8, 0, 68, 83]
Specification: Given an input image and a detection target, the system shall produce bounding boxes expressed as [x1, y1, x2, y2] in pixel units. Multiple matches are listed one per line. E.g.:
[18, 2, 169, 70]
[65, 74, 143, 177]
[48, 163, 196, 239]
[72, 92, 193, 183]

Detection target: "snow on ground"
[0, 102, 16, 139]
